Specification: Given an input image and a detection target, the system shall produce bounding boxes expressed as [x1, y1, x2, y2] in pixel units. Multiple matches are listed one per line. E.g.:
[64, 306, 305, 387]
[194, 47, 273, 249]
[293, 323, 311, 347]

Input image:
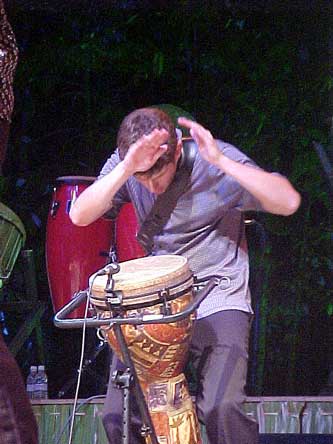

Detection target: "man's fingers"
[178, 117, 212, 140]
[126, 127, 169, 174]
[178, 116, 204, 132]
[130, 128, 168, 155]
[189, 127, 213, 148]
[178, 116, 198, 130]
[143, 128, 169, 146]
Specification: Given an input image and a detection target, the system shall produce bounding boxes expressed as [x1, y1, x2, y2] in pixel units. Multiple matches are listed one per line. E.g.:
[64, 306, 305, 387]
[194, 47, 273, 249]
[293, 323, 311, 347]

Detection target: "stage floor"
[31, 396, 333, 444]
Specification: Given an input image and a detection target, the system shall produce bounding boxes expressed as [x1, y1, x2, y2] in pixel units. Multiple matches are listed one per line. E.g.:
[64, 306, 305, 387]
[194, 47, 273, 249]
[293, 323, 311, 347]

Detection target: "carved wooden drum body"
[91, 255, 202, 444]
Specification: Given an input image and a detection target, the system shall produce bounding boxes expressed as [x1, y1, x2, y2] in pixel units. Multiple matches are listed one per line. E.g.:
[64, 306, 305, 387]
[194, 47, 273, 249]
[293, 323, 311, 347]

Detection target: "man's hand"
[122, 128, 169, 175]
[178, 117, 222, 167]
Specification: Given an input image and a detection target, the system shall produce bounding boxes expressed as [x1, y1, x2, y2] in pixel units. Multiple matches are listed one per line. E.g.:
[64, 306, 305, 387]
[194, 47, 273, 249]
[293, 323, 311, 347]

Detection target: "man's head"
[117, 107, 179, 177]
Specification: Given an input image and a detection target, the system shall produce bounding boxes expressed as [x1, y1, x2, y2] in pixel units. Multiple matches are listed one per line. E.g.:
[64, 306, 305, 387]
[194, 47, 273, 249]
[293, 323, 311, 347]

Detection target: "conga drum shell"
[115, 202, 145, 262]
[46, 176, 113, 318]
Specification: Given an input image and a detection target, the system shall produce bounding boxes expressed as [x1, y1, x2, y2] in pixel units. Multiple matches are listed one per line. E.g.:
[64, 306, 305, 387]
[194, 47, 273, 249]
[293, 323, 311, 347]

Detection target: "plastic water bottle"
[35, 365, 48, 399]
[26, 365, 38, 400]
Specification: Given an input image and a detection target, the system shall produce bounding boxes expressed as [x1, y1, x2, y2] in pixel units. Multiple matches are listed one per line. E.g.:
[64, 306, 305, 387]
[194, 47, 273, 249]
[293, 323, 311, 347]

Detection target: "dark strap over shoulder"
[137, 139, 197, 254]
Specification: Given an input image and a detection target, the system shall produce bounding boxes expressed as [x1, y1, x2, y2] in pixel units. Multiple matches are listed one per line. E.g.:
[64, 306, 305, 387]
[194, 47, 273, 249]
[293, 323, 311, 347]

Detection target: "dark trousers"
[0, 334, 38, 444]
[102, 310, 259, 444]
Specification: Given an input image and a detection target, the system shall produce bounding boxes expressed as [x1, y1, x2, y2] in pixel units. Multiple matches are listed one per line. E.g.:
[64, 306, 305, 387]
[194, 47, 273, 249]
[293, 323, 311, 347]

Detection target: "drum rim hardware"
[54, 276, 219, 328]
[90, 275, 194, 311]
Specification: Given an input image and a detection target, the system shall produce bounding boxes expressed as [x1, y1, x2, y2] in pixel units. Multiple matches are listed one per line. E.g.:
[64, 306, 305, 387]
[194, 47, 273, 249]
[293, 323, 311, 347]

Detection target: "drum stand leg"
[113, 323, 159, 444]
[111, 369, 133, 444]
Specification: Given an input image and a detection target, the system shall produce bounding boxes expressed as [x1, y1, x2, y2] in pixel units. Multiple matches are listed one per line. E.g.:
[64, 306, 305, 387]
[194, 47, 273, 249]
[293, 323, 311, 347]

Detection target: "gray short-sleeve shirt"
[98, 140, 264, 319]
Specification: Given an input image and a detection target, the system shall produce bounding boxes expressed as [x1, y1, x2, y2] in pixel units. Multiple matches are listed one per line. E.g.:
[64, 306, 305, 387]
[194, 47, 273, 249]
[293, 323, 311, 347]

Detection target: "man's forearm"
[216, 154, 301, 216]
[69, 161, 132, 226]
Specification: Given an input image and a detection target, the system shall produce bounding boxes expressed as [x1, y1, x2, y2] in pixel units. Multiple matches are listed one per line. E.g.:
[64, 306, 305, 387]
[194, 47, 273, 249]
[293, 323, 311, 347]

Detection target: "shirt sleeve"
[97, 149, 130, 219]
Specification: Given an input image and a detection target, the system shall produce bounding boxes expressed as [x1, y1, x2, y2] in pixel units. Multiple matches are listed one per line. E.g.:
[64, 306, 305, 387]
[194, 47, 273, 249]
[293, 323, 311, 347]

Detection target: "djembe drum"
[90, 255, 202, 444]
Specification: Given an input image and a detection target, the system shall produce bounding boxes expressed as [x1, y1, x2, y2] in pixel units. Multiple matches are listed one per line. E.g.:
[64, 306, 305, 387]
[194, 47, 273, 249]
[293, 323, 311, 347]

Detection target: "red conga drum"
[115, 202, 145, 262]
[46, 176, 114, 318]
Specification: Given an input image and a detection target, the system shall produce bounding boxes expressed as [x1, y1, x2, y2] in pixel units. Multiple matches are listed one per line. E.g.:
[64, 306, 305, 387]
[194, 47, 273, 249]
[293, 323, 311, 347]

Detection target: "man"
[70, 107, 300, 444]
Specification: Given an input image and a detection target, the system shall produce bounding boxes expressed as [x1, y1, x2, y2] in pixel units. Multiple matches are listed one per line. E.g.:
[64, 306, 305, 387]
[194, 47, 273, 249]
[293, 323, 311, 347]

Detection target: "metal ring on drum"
[91, 254, 202, 444]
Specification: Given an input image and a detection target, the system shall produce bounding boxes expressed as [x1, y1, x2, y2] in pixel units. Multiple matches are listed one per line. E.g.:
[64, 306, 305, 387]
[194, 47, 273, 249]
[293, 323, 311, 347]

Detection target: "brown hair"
[117, 107, 177, 176]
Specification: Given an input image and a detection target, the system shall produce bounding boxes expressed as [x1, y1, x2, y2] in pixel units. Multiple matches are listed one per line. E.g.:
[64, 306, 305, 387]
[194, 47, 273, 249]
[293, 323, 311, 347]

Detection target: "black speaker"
[259, 434, 333, 443]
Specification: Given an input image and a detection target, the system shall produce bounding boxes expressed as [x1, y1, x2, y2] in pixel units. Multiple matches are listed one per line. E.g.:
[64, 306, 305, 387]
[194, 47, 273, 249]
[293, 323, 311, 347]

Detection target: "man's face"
[134, 140, 182, 194]
[134, 159, 177, 194]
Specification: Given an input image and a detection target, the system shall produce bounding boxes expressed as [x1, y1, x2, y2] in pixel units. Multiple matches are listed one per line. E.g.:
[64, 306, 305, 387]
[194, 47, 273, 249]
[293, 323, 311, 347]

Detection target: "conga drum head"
[56, 176, 96, 185]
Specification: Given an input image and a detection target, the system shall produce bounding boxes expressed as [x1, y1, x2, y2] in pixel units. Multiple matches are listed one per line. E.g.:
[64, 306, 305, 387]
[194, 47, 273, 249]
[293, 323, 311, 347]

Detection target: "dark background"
[0, 0, 332, 398]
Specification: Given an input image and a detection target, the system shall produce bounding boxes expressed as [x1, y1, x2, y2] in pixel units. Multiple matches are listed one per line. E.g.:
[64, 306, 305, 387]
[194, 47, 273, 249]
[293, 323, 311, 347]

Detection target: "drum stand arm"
[54, 277, 219, 329]
[112, 323, 159, 444]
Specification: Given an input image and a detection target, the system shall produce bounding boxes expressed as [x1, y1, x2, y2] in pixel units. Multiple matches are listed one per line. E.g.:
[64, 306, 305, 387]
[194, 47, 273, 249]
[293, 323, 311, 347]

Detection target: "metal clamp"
[106, 290, 123, 311]
[160, 289, 172, 315]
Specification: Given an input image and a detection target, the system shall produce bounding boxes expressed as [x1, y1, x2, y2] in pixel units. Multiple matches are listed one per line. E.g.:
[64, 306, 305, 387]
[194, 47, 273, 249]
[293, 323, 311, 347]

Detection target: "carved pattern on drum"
[103, 305, 202, 443]
[105, 293, 193, 380]
[173, 378, 189, 408]
[148, 383, 168, 409]
[143, 375, 202, 444]
[145, 375, 191, 412]
[107, 328, 191, 379]
[169, 409, 201, 444]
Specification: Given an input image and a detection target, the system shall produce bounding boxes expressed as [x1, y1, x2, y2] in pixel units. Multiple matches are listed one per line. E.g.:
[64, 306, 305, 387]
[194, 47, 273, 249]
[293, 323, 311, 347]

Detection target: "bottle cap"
[31, 365, 38, 372]
[38, 365, 45, 371]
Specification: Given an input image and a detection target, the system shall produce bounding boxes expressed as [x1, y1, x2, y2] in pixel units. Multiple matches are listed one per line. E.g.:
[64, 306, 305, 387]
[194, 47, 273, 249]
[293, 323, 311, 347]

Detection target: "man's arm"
[69, 161, 133, 226]
[70, 128, 169, 226]
[178, 117, 301, 216]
